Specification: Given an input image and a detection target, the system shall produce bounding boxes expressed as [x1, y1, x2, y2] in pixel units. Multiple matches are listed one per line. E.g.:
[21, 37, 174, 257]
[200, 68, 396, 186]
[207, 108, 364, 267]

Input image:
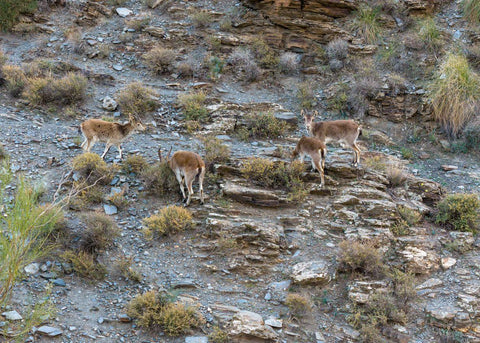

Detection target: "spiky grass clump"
[386, 164, 407, 188]
[1, 64, 28, 97]
[202, 136, 230, 168]
[117, 82, 158, 119]
[429, 53, 480, 138]
[352, 4, 382, 44]
[126, 290, 204, 335]
[122, 154, 149, 174]
[241, 158, 305, 189]
[237, 112, 290, 140]
[143, 206, 194, 237]
[461, 0, 480, 23]
[228, 48, 261, 82]
[61, 250, 107, 280]
[436, 193, 480, 233]
[71, 153, 114, 185]
[418, 17, 442, 53]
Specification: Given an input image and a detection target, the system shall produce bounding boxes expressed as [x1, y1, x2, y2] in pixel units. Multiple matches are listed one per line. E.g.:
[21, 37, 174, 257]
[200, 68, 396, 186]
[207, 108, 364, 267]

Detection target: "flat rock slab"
[2, 310, 22, 321]
[185, 337, 208, 343]
[441, 165, 458, 171]
[291, 260, 331, 285]
[116, 8, 132, 17]
[36, 326, 63, 337]
[222, 181, 286, 207]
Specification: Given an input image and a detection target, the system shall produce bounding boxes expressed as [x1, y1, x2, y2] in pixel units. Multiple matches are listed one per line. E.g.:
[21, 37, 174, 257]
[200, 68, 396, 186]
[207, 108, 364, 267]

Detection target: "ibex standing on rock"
[292, 136, 327, 187]
[159, 148, 206, 206]
[80, 118, 145, 159]
[303, 110, 362, 166]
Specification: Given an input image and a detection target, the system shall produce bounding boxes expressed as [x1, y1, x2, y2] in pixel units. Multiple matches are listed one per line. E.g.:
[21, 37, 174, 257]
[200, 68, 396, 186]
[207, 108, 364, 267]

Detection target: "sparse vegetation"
[429, 53, 480, 138]
[209, 326, 230, 343]
[143, 206, 194, 237]
[115, 254, 142, 282]
[191, 11, 213, 28]
[418, 17, 442, 53]
[228, 48, 261, 82]
[436, 193, 480, 233]
[461, 0, 480, 23]
[463, 119, 480, 152]
[0, 0, 37, 31]
[387, 164, 407, 188]
[177, 91, 209, 122]
[61, 250, 107, 280]
[279, 52, 299, 74]
[141, 161, 178, 195]
[117, 82, 158, 119]
[79, 212, 119, 254]
[398, 206, 422, 226]
[0, 165, 64, 305]
[2, 64, 28, 97]
[352, 4, 382, 44]
[348, 73, 380, 117]
[143, 48, 177, 74]
[252, 39, 279, 69]
[202, 135, 230, 168]
[296, 82, 316, 110]
[337, 240, 385, 277]
[236, 112, 290, 140]
[285, 293, 312, 318]
[364, 155, 387, 172]
[126, 290, 204, 335]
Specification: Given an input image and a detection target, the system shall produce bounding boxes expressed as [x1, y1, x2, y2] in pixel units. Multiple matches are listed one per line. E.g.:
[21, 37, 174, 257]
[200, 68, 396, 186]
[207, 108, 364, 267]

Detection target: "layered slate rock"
[291, 260, 332, 285]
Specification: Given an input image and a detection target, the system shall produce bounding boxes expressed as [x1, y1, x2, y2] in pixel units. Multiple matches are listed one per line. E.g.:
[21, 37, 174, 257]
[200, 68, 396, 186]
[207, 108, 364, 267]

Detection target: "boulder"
[221, 181, 286, 207]
[230, 310, 279, 342]
[400, 246, 439, 274]
[291, 260, 332, 285]
[348, 281, 389, 304]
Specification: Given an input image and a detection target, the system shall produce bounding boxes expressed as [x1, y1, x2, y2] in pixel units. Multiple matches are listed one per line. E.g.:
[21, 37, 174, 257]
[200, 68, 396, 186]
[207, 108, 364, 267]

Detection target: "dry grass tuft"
[202, 135, 230, 169]
[429, 53, 480, 138]
[79, 212, 119, 253]
[71, 153, 114, 185]
[117, 82, 158, 119]
[141, 161, 178, 196]
[177, 91, 209, 122]
[229, 48, 261, 82]
[1, 65, 27, 97]
[122, 154, 149, 174]
[285, 293, 312, 318]
[386, 164, 407, 188]
[338, 240, 385, 277]
[461, 0, 480, 23]
[61, 250, 107, 280]
[279, 52, 299, 74]
[352, 4, 382, 44]
[143, 48, 177, 75]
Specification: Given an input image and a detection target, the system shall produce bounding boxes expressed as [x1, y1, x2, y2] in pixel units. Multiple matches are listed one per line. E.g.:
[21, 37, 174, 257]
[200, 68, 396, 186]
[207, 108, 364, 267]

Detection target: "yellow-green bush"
[177, 91, 209, 122]
[436, 193, 480, 232]
[143, 206, 193, 237]
[285, 293, 312, 318]
[117, 82, 158, 119]
[2, 64, 27, 97]
[338, 240, 385, 277]
[122, 154, 149, 174]
[61, 250, 107, 280]
[126, 290, 204, 335]
[429, 53, 480, 137]
[202, 136, 230, 168]
[71, 153, 114, 185]
[143, 47, 177, 74]
[241, 158, 305, 189]
[237, 112, 290, 140]
[398, 206, 422, 226]
[23, 73, 87, 106]
[417, 17, 442, 53]
[209, 326, 230, 343]
[352, 4, 382, 44]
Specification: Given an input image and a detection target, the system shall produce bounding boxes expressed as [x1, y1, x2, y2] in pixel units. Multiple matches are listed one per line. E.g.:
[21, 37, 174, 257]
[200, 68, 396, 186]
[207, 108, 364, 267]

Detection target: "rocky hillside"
[0, 0, 479, 342]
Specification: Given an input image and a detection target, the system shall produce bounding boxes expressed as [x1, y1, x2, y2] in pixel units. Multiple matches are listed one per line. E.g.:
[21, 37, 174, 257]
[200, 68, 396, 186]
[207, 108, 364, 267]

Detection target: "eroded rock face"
[221, 181, 287, 207]
[348, 280, 389, 304]
[400, 246, 439, 274]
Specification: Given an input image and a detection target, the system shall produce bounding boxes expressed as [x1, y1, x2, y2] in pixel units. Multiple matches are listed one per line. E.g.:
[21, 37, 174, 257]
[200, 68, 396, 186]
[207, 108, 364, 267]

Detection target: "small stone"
[264, 292, 271, 301]
[104, 204, 118, 215]
[315, 331, 326, 342]
[112, 64, 123, 71]
[185, 337, 208, 343]
[52, 279, 66, 287]
[2, 311, 22, 321]
[265, 318, 282, 328]
[441, 165, 458, 171]
[102, 96, 118, 111]
[86, 39, 97, 46]
[98, 317, 104, 324]
[116, 8, 133, 17]
[416, 278, 443, 290]
[291, 260, 331, 285]
[441, 257, 456, 269]
[24, 262, 40, 275]
[118, 314, 131, 322]
[172, 279, 197, 289]
[40, 272, 57, 280]
[36, 326, 63, 337]
[439, 140, 451, 151]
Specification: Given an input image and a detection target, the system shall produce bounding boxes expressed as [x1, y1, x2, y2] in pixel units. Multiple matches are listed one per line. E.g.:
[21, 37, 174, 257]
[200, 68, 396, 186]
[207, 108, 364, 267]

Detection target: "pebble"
[118, 314, 131, 322]
[265, 318, 282, 328]
[112, 64, 124, 71]
[185, 337, 208, 343]
[52, 279, 66, 287]
[104, 204, 118, 215]
[441, 165, 458, 171]
[116, 8, 133, 17]
[24, 262, 40, 275]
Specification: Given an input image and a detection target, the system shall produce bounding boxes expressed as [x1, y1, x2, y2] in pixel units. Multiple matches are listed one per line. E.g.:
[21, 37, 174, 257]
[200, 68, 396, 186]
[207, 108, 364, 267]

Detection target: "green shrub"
[122, 154, 149, 174]
[436, 193, 480, 232]
[80, 212, 120, 253]
[463, 119, 480, 152]
[209, 326, 230, 343]
[0, 143, 8, 161]
[285, 293, 312, 318]
[143, 206, 194, 237]
[177, 91, 209, 122]
[71, 153, 113, 185]
[117, 82, 158, 119]
[23, 73, 88, 106]
[143, 47, 177, 74]
[398, 206, 422, 226]
[71, 183, 105, 209]
[338, 240, 385, 277]
[352, 4, 382, 44]
[140, 161, 178, 195]
[237, 112, 289, 140]
[252, 39, 279, 68]
[191, 11, 213, 28]
[296, 82, 316, 110]
[461, 0, 480, 23]
[0, 0, 37, 31]
[126, 290, 204, 334]
[429, 53, 480, 137]
[241, 158, 305, 189]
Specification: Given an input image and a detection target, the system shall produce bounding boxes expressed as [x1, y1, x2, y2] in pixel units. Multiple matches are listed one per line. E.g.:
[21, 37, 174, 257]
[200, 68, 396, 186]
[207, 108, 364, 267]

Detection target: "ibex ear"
[167, 146, 173, 159]
[301, 109, 304, 116]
